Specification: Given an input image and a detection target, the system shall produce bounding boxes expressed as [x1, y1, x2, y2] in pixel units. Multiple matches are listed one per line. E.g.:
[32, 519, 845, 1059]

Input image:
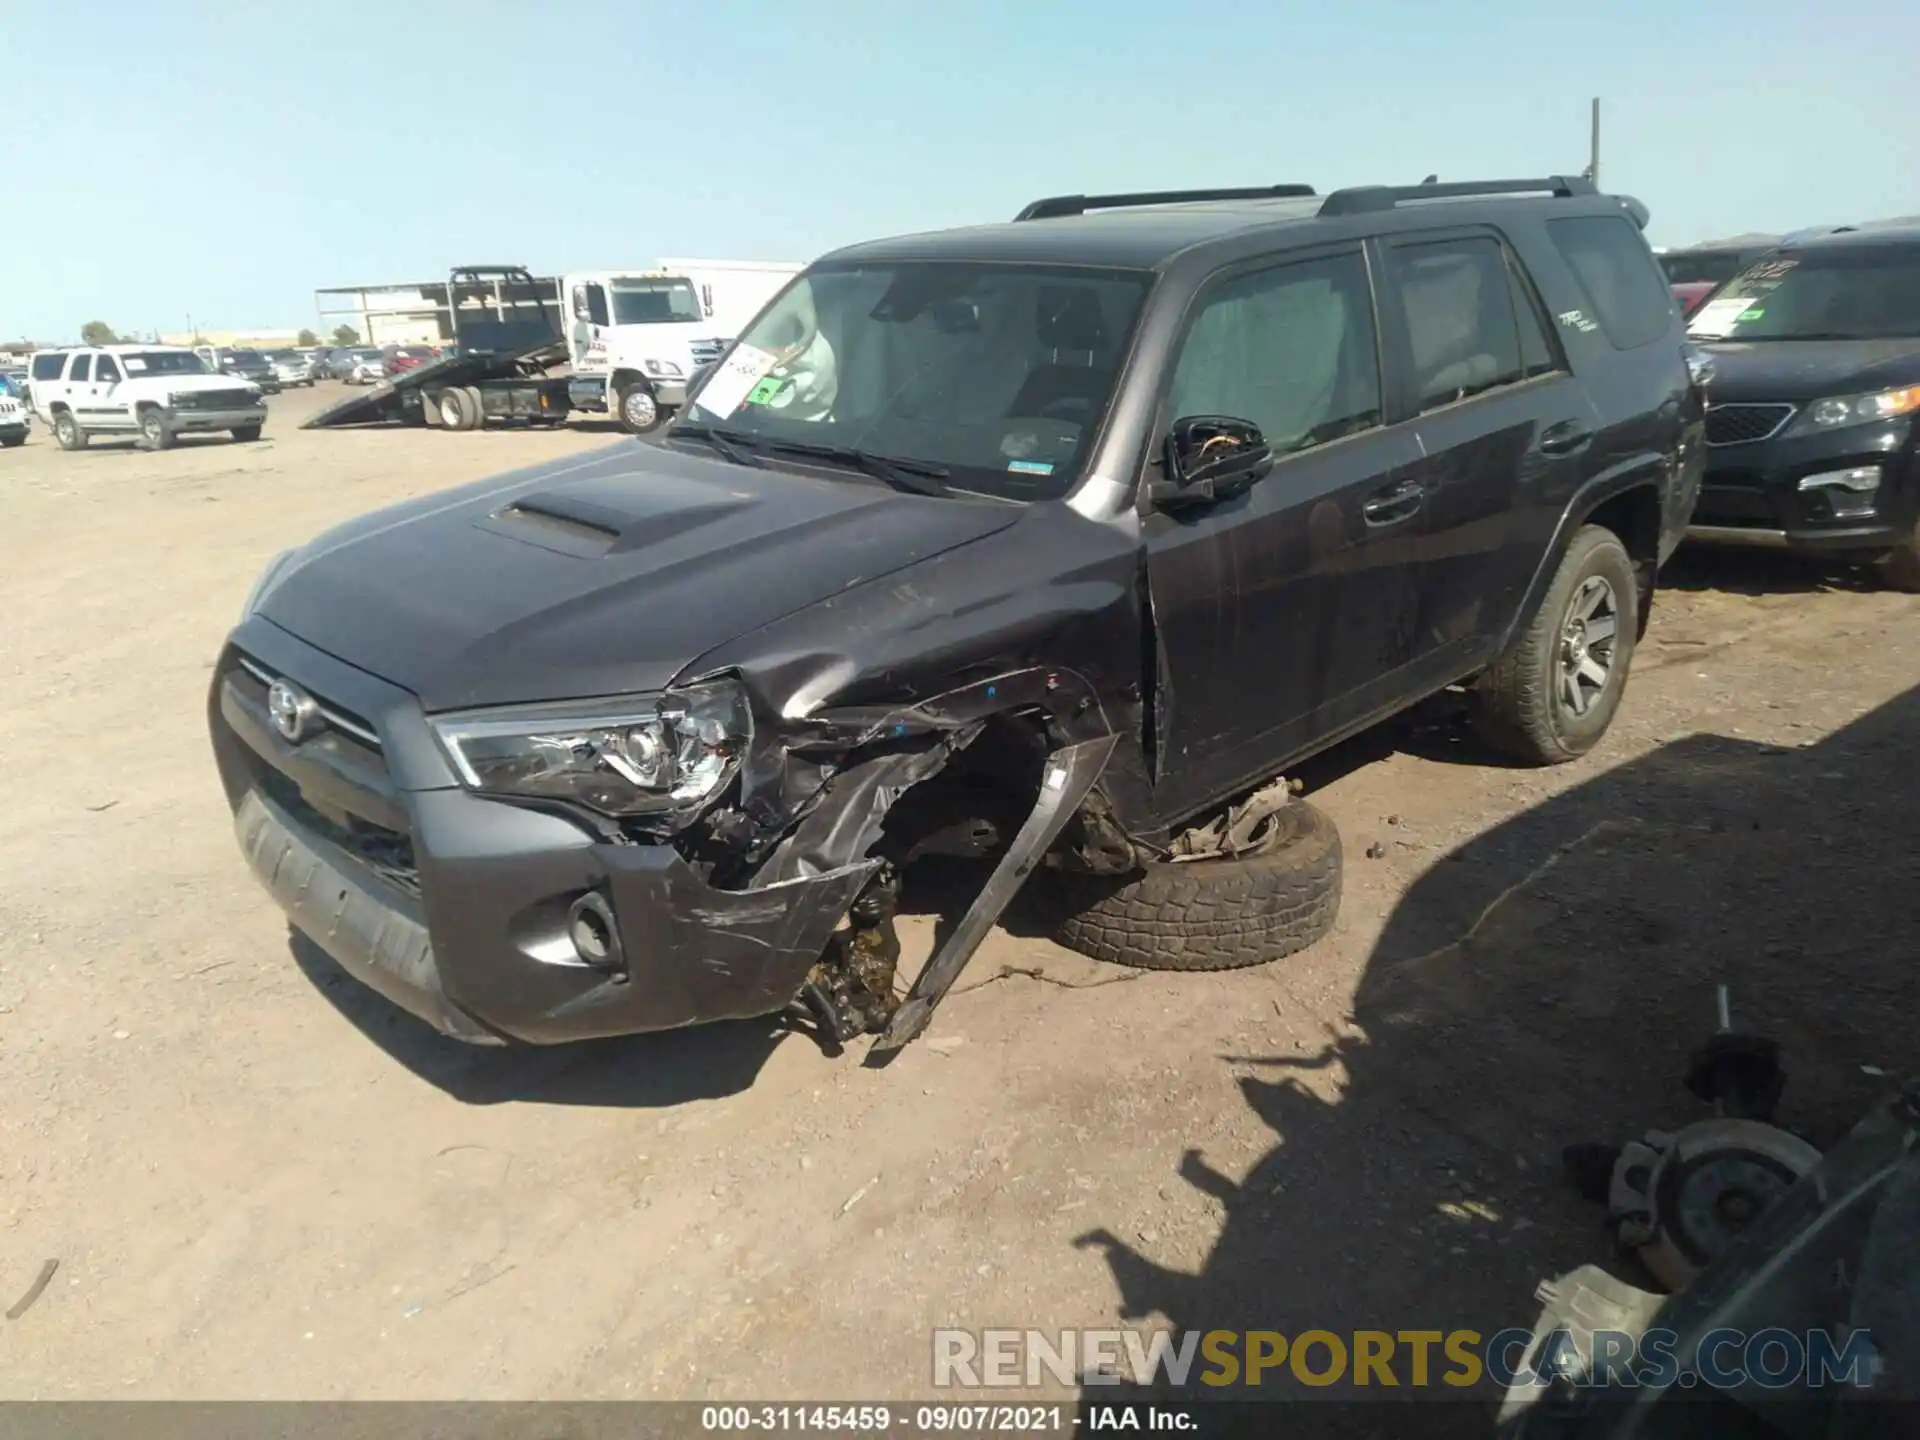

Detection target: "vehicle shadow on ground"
[1072, 684, 1920, 1431]
[1660, 544, 1877, 596]
[288, 932, 788, 1107]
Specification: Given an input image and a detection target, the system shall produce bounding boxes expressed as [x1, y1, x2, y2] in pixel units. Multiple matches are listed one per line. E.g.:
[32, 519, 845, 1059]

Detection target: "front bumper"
[209, 619, 875, 1045]
[1686, 416, 1917, 556]
[168, 405, 267, 432]
[0, 419, 26, 439]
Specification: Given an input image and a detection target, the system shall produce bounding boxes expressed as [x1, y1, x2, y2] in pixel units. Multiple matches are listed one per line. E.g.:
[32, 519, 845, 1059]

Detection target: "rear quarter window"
[1547, 216, 1676, 350]
[31, 352, 65, 380]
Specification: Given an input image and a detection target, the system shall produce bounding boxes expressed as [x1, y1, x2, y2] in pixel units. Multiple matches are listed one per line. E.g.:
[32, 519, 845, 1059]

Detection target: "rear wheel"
[139, 407, 175, 450]
[231, 424, 263, 442]
[617, 380, 663, 435]
[438, 387, 481, 431]
[53, 411, 87, 451]
[1471, 524, 1639, 764]
[460, 386, 487, 430]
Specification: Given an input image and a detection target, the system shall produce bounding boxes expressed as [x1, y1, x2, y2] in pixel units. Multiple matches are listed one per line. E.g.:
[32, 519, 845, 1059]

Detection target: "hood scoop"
[479, 473, 757, 558]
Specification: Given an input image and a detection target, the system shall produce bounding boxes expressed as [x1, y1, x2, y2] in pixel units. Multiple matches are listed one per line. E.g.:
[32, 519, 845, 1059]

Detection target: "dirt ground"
[2, 384, 1917, 1408]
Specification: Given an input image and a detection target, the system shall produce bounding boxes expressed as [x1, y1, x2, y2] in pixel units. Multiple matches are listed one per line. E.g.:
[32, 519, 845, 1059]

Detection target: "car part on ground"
[1502, 998, 1920, 1438]
[1048, 789, 1341, 972]
[213, 176, 1700, 1053]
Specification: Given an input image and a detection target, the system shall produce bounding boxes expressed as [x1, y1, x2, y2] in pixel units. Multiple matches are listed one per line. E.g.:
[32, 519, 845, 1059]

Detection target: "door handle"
[1362, 478, 1423, 526]
[1537, 420, 1594, 455]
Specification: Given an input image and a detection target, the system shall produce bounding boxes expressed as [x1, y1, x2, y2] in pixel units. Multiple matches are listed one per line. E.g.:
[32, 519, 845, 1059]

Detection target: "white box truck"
[562, 259, 804, 433]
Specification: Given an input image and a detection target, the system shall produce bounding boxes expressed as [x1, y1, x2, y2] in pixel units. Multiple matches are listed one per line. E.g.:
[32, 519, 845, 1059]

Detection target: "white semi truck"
[562, 259, 804, 433]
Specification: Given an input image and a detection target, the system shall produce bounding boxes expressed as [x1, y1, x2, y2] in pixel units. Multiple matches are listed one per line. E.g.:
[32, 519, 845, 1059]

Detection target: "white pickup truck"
[28, 345, 268, 451]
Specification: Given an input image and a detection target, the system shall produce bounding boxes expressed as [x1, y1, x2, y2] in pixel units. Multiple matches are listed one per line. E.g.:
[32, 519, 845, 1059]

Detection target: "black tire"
[1471, 523, 1639, 765]
[53, 410, 87, 451]
[139, 406, 175, 450]
[437, 387, 479, 431]
[460, 386, 487, 430]
[617, 380, 664, 435]
[1048, 800, 1342, 972]
[231, 424, 263, 443]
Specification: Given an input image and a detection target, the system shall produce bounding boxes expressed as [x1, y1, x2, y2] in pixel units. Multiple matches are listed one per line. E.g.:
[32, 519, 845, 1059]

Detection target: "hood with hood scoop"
[254, 440, 1025, 711]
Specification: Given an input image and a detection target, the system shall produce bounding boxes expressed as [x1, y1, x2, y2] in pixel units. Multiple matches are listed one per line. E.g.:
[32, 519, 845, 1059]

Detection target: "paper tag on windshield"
[123, 357, 148, 372]
[1688, 296, 1750, 338]
[693, 344, 779, 418]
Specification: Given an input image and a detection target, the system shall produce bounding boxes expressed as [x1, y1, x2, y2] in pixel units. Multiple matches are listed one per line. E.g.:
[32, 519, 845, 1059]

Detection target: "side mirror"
[928, 298, 981, 334]
[1150, 415, 1273, 511]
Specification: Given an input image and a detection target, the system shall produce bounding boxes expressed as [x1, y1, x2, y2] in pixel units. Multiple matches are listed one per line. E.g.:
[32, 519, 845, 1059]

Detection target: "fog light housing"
[565, 892, 627, 980]
[1798, 465, 1880, 518]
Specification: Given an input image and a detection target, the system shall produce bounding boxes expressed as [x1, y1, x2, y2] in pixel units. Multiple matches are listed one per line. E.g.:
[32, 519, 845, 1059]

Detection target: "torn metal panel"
[872, 733, 1119, 1053]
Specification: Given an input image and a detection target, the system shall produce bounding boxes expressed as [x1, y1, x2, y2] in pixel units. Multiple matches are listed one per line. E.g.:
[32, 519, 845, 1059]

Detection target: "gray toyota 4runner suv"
[210, 175, 1705, 1055]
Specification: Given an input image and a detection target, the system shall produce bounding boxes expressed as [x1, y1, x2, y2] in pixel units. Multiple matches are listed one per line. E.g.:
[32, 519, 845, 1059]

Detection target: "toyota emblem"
[266, 678, 320, 744]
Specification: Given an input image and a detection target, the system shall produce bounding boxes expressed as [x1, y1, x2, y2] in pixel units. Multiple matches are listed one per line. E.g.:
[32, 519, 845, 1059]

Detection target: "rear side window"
[69, 354, 93, 382]
[32, 352, 65, 380]
[1388, 237, 1534, 410]
[1548, 216, 1675, 350]
[1168, 250, 1382, 457]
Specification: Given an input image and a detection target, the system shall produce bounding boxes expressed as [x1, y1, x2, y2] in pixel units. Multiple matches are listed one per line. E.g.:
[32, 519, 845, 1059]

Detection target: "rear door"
[1143, 244, 1426, 815]
[1377, 229, 1600, 682]
[29, 351, 68, 418]
[64, 352, 103, 422]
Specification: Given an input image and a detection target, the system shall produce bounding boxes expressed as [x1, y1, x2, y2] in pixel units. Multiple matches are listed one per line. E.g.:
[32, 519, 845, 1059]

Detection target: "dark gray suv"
[210, 175, 1704, 1056]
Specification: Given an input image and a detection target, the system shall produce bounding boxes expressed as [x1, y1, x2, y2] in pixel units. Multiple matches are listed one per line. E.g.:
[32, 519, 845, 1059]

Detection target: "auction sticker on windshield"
[695, 344, 780, 418]
[1688, 296, 1752, 338]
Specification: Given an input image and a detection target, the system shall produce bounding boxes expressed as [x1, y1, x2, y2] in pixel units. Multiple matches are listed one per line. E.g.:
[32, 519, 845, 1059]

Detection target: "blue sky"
[7, 0, 1916, 342]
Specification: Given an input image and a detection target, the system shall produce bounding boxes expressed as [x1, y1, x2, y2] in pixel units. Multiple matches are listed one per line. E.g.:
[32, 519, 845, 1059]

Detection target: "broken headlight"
[428, 679, 753, 820]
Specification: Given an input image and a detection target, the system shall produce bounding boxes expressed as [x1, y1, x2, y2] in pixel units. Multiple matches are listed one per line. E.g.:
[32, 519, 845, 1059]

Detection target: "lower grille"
[690, 338, 729, 368]
[1705, 403, 1795, 447]
[258, 768, 420, 898]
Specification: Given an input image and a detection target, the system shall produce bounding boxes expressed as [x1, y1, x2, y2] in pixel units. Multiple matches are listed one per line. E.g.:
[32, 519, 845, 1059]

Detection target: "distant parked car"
[1659, 238, 1781, 289]
[344, 349, 386, 385]
[380, 344, 439, 378]
[1685, 221, 1920, 588]
[0, 372, 30, 446]
[268, 350, 316, 387]
[1670, 279, 1719, 317]
[194, 346, 281, 394]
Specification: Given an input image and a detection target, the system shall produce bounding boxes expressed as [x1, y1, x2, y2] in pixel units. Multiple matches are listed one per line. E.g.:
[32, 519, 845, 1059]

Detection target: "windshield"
[610, 279, 703, 325]
[229, 350, 267, 366]
[1661, 250, 1753, 286]
[680, 262, 1153, 501]
[119, 351, 209, 376]
[1689, 247, 1920, 340]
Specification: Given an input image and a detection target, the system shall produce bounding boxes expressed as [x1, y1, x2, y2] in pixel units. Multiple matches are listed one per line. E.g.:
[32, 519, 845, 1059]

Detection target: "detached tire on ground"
[1049, 800, 1342, 972]
[1470, 523, 1639, 765]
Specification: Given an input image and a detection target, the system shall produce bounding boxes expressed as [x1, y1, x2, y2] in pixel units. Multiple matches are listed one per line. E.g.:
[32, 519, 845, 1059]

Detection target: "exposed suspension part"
[795, 866, 903, 1052]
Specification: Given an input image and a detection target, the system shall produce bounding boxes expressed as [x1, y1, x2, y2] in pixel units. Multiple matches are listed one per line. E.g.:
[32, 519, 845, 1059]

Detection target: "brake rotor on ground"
[1607, 1117, 1823, 1291]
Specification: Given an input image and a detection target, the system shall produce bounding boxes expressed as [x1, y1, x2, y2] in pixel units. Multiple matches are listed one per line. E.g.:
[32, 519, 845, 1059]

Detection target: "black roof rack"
[1014, 184, 1316, 222]
[1319, 175, 1596, 217]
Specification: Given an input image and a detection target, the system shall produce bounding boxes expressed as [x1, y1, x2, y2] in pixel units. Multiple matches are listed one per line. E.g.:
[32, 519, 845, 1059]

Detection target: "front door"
[87, 352, 130, 429]
[1379, 230, 1600, 682]
[1143, 245, 1424, 817]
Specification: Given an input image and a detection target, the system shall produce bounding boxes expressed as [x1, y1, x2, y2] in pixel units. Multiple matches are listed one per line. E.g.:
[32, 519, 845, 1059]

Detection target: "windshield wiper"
[669, 421, 764, 468]
[762, 440, 954, 498]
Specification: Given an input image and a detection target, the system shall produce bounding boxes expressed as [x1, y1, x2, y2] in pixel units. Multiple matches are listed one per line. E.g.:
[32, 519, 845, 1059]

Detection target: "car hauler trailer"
[303, 266, 572, 432]
[561, 259, 804, 433]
